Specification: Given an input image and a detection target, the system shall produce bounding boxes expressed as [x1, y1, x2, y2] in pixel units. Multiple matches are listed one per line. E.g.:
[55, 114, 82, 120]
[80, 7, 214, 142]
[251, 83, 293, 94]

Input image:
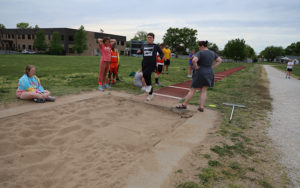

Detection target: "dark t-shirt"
[194, 50, 218, 67]
[140, 44, 164, 68]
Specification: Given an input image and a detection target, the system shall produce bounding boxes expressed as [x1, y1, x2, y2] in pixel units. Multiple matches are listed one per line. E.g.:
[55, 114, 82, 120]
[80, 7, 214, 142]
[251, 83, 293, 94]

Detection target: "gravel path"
[264, 65, 300, 187]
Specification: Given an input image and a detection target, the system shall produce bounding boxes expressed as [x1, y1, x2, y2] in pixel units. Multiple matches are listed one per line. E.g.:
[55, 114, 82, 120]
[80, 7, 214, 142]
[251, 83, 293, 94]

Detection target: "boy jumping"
[137, 33, 164, 101]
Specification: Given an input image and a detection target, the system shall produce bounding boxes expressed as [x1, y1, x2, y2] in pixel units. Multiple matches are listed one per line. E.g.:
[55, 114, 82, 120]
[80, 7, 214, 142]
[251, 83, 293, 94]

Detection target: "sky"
[1, 0, 300, 53]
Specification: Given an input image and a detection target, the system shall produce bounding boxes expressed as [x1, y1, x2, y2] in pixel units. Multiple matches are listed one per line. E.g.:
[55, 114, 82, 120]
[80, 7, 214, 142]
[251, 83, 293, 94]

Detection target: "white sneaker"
[141, 86, 146, 91]
[147, 94, 153, 101]
[145, 85, 152, 93]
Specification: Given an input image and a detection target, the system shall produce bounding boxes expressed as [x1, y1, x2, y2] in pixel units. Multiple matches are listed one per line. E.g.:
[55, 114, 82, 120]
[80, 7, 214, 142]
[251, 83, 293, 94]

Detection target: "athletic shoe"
[155, 82, 160, 86]
[46, 96, 56, 102]
[98, 85, 104, 91]
[141, 86, 146, 91]
[147, 94, 153, 101]
[166, 71, 168, 74]
[33, 98, 46, 103]
[187, 75, 192, 78]
[145, 85, 152, 93]
[104, 84, 111, 89]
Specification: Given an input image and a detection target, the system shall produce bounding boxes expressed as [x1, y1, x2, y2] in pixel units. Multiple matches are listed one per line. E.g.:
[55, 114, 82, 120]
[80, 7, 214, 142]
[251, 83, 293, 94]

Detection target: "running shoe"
[141, 86, 146, 91]
[147, 94, 153, 101]
[33, 98, 46, 103]
[46, 96, 56, 102]
[145, 85, 152, 93]
[98, 85, 104, 91]
[104, 84, 111, 89]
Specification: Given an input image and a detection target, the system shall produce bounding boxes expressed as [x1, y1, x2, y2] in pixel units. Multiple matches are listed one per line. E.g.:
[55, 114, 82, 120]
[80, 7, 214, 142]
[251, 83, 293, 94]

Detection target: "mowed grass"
[0, 54, 245, 104]
[0, 55, 190, 103]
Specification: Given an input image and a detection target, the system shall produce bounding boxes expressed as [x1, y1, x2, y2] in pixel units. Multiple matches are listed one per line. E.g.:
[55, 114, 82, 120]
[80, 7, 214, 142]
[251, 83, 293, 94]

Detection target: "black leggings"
[143, 66, 154, 95]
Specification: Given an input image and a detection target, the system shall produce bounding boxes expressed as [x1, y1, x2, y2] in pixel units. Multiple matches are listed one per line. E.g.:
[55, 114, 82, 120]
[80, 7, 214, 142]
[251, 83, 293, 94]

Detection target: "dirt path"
[0, 90, 217, 188]
[264, 65, 300, 187]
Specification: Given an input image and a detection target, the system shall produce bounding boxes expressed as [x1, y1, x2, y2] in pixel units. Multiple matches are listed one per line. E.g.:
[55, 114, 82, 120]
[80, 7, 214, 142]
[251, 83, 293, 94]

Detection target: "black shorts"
[156, 64, 163, 74]
[164, 59, 170, 66]
[287, 68, 292, 72]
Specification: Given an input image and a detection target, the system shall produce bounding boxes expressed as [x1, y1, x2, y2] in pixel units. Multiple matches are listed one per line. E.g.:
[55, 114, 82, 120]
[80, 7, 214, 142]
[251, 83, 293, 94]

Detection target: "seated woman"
[16, 65, 55, 103]
[134, 70, 146, 91]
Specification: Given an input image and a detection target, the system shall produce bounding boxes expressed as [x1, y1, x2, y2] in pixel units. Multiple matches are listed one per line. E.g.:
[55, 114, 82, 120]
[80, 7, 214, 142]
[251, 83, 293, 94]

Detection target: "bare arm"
[97, 38, 103, 45]
[192, 56, 199, 70]
[110, 39, 116, 45]
[213, 57, 222, 69]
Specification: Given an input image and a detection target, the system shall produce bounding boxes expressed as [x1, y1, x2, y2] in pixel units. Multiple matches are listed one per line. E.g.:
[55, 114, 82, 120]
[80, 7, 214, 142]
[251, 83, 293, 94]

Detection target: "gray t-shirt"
[194, 50, 218, 67]
[134, 72, 143, 87]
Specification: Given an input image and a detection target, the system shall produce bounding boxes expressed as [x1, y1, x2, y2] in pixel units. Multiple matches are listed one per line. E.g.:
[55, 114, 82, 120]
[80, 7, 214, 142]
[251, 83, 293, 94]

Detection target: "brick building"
[0, 28, 126, 56]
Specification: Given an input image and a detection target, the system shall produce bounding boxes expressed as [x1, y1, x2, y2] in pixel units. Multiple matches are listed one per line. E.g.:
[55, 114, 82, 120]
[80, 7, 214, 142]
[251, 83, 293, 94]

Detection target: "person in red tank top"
[155, 44, 164, 86]
[108, 43, 120, 85]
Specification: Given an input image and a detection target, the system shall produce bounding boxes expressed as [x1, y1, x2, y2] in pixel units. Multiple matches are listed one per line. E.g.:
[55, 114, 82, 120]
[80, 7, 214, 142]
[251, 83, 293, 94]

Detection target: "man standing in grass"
[137, 33, 164, 101]
[163, 45, 171, 74]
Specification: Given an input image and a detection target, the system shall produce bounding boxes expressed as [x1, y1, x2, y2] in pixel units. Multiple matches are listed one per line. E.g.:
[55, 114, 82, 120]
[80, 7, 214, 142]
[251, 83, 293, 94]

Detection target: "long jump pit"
[0, 91, 217, 188]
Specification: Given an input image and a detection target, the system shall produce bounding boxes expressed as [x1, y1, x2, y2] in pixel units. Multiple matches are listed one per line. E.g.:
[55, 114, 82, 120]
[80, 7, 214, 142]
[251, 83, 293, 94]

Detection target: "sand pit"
[0, 94, 192, 188]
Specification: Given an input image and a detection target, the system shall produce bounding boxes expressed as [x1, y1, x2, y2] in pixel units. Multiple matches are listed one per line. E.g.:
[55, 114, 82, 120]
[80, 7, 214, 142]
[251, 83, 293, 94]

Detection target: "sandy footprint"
[58, 125, 81, 136]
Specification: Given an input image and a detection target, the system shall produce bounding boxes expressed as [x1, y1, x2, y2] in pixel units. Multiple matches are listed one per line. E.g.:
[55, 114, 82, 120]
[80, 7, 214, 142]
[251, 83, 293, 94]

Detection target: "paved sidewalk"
[265, 65, 300, 187]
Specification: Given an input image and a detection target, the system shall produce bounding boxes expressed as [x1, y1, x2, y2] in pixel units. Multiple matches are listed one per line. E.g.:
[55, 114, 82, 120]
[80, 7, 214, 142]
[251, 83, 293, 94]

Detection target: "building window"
[8, 34, 10, 39]
[22, 34, 25, 39]
[18, 45, 20, 49]
[69, 48, 73, 53]
[117, 41, 120, 45]
[28, 34, 31, 39]
[48, 34, 51, 40]
[23, 45, 26, 49]
[32, 35, 35, 39]
[61, 35, 64, 41]
[121, 41, 124, 46]
[68, 35, 74, 41]
[28, 45, 32, 50]
[18, 35, 21, 39]
[12, 34, 14, 39]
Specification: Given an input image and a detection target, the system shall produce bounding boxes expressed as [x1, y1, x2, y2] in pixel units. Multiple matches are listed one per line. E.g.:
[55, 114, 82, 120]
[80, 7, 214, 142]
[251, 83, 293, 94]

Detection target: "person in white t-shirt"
[286, 59, 294, 79]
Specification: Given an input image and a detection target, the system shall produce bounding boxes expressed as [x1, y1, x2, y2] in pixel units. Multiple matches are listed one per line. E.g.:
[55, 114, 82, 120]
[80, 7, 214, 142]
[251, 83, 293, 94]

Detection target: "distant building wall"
[0, 28, 126, 56]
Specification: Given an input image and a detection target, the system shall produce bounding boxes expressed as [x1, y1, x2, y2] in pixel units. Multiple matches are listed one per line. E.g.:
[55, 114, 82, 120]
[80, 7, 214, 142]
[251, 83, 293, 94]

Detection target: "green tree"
[49, 31, 64, 55]
[33, 30, 47, 52]
[0, 23, 5, 29]
[16, 22, 30, 29]
[163, 27, 197, 54]
[131, 31, 147, 41]
[285, 42, 300, 56]
[208, 42, 219, 53]
[246, 45, 256, 59]
[73, 25, 88, 54]
[223, 38, 247, 61]
[259, 46, 284, 61]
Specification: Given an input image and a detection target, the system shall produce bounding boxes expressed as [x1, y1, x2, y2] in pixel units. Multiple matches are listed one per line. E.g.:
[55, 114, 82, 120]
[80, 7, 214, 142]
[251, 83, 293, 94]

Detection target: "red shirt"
[99, 44, 112, 62]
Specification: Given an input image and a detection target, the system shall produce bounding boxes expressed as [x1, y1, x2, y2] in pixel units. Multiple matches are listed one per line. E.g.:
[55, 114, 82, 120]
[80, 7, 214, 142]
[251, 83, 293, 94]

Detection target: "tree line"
[130, 27, 300, 62]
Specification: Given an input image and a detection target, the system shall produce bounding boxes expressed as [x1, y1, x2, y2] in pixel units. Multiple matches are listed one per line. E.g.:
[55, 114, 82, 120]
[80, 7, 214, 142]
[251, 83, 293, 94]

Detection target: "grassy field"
[0, 54, 240, 103]
[0, 55, 290, 187]
[0, 55, 187, 103]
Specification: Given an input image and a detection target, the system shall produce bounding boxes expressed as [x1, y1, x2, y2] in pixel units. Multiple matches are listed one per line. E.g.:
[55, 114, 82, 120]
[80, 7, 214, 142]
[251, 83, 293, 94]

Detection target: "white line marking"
[153, 93, 182, 100]
[167, 86, 190, 90]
